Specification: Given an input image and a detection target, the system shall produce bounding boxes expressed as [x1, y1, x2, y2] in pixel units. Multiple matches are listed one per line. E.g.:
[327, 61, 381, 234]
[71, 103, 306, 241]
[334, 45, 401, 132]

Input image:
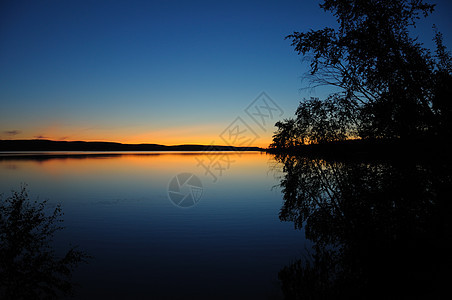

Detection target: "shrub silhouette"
[0, 186, 88, 299]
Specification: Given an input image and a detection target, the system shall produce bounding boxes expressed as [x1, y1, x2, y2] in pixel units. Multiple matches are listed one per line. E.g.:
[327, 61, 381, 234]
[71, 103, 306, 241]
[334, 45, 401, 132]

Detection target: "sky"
[1, 0, 451, 147]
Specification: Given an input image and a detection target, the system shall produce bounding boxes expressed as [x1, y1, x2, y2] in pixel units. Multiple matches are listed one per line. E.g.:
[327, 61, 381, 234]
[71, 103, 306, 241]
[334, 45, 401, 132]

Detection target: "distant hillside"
[0, 139, 263, 152]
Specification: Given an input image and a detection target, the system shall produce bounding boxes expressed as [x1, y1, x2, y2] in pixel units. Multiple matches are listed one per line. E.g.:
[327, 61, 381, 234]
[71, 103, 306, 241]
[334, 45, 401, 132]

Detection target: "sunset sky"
[1, 0, 451, 147]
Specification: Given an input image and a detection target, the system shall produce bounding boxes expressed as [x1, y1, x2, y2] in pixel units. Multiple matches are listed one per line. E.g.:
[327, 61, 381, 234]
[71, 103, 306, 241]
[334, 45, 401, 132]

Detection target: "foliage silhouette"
[275, 153, 451, 299]
[0, 186, 89, 299]
[271, 0, 452, 149]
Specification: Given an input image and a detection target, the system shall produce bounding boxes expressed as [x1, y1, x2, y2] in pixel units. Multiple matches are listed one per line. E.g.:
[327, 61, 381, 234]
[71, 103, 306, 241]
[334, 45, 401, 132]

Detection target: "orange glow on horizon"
[4, 126, 273, 148]
[76, 137, 270, 148]
[6, 136, 271, 149]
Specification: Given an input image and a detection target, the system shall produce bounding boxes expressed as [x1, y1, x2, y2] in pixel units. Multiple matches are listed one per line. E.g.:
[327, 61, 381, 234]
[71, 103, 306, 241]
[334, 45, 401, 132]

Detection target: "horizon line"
[0, 139, 267, 150]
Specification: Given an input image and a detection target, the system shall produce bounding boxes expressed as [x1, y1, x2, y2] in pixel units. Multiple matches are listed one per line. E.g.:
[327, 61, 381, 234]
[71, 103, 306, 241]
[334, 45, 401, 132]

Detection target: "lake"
[1, 151, 450, 299]
[0, 151, 305, 299]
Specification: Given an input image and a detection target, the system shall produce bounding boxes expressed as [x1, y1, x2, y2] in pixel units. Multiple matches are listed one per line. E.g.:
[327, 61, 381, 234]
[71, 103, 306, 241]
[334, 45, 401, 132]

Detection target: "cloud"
[3, 130, 21, 136]
[34, 135, 48, 139]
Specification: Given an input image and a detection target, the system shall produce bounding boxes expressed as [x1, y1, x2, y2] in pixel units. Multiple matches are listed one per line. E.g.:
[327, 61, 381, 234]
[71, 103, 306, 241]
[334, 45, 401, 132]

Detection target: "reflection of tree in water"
[275, 154, 451, 299]
[0, 186, 89, 299]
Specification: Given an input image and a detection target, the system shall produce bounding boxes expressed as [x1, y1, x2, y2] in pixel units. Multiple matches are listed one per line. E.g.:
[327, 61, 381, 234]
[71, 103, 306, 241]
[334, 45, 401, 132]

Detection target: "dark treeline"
[270, 0, 452, 151]
[0, 139, 263, 152]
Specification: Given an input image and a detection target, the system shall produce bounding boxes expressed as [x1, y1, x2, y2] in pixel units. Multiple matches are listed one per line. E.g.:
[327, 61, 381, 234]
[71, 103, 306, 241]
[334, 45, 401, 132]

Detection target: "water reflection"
[0, 152, 301, 299]
[0, 186, 89, 299]
[275, 154, 451, 299]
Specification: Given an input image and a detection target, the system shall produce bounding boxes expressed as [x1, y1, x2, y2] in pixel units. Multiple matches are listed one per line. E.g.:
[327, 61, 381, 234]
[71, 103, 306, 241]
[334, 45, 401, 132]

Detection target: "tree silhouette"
[0, 186, 89, 299]
[272, 0, 452, 148]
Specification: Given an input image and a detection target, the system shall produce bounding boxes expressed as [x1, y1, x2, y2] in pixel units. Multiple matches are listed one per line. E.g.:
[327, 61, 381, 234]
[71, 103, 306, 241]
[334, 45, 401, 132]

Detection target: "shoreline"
[0, 139, 264, 152]
[265, 138, 451, 161]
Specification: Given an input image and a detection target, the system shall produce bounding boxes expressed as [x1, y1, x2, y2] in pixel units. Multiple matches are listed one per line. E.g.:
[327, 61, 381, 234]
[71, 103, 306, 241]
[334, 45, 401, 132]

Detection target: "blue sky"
[1, 0, 451, 146]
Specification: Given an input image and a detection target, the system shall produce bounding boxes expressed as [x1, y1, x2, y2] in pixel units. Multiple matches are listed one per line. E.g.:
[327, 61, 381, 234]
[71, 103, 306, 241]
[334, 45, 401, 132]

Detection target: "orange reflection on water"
[0, 151, 280, 207]
[14, 151, 271, 183]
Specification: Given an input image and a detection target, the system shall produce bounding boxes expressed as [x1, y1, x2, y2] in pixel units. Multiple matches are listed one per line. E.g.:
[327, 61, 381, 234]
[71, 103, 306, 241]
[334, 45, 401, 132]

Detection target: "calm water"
[0, 152, 305, 299]
[1, 151, 450, 299]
